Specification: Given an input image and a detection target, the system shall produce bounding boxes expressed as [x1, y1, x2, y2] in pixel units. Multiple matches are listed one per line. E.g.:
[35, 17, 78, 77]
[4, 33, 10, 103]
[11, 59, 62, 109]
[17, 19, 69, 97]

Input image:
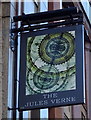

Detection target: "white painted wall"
[8, 2, 16, 118]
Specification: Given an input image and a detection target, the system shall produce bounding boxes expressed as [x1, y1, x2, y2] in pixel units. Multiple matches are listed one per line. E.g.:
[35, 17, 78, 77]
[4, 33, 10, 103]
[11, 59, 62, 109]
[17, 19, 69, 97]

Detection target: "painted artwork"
[26, 31, 76, 95]
[19, 25, 85, 110]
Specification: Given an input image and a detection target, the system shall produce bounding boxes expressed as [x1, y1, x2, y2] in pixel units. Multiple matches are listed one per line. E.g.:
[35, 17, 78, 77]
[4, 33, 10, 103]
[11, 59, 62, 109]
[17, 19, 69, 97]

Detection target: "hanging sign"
[19, 25, 85, 110]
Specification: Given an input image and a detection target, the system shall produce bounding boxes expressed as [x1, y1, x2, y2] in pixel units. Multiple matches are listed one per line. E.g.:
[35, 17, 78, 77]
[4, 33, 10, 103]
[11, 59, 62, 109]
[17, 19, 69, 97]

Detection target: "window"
[81, 112, 85, 120]
[24, 0, 40, 14]
[64, 113, 69, 120]
[89, 1, 91, 6]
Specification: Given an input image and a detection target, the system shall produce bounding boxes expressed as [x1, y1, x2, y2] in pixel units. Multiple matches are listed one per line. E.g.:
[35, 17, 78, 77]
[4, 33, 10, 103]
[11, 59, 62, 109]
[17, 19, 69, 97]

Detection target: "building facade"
[0, 0, 91, 119]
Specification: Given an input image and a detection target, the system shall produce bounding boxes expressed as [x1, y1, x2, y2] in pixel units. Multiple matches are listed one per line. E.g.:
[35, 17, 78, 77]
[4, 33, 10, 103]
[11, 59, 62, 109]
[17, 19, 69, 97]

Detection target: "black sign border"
[19, 25, 85, 111]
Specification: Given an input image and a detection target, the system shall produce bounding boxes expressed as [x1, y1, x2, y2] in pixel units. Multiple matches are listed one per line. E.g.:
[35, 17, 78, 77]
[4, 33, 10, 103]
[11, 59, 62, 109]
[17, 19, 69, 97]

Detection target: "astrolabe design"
[26, 32, 76, 95]
[39, 32, 74, 64]
[33, 65, 59, 90]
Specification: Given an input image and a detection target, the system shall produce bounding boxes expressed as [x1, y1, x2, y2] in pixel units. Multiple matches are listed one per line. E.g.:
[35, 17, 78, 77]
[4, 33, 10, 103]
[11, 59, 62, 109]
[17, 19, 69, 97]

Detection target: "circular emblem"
[39, 33, 74, 64]
[33, 65, 59, 90]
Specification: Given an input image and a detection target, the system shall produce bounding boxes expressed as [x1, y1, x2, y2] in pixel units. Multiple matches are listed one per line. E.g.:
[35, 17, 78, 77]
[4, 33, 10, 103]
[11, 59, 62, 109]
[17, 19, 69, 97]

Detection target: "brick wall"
[0, 2, 10, 119]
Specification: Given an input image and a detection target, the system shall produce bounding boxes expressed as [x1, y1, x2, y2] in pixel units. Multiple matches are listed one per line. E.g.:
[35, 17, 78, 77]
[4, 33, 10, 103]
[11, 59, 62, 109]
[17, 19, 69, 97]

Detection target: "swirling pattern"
[39, 33, 74, 64]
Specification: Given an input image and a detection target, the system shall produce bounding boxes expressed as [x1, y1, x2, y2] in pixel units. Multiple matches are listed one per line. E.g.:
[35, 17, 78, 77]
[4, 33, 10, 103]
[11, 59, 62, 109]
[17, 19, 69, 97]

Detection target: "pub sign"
[19, 25, 85, 110]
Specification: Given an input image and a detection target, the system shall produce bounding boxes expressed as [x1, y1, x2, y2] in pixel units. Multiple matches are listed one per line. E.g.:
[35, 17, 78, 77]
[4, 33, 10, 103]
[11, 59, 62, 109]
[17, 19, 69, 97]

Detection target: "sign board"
[19, 25, 85, 110]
